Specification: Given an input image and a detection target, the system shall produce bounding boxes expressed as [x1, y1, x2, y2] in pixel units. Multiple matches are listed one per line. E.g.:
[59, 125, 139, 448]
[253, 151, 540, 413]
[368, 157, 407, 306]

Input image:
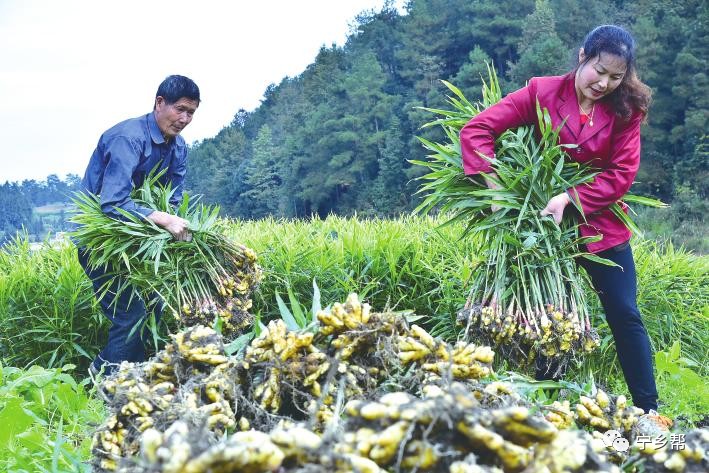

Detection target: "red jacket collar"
[555, 72, 612, 145]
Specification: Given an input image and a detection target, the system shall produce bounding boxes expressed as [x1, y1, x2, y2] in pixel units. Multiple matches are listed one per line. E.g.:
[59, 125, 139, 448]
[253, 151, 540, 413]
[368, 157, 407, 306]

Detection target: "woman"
[460, 25, 671, 431]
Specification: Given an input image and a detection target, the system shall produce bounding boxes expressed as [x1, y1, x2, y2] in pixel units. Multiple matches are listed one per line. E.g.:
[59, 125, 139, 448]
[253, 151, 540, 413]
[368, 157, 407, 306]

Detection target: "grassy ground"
[1, 215, 707, 425]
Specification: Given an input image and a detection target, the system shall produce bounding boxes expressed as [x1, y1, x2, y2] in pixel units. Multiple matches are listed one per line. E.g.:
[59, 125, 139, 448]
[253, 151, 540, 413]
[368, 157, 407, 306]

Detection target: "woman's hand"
[540, 192, 571, 224]
[484, 172, 502, 212]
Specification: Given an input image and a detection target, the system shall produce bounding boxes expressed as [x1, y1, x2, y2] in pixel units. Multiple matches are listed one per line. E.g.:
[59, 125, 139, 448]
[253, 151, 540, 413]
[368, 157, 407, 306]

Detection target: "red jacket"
[460, 73, 643, 254]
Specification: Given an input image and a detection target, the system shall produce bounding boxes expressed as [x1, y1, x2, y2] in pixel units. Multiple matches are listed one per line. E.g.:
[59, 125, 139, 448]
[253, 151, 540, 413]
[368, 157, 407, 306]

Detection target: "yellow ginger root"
[155, 421, 193, 473]
[181, 430, 284, 473]
[574, 389, 643, 435]
[491, 406, 558, 446]
[530, 429, 620, 473]
[173, 325, 228, 366]
[337, 453, 386, 473]
[343, 292, 372, 327]
[636, 427, 708, 472]
[449, 455, 504, 472]
[544, 400, 575, 430]
[94, 297, 634, 473]
[477, 381, 519, 403]
[400, 440, 438, 469]
[318, 293, 373, 335]
[352, 427, 378, 456]
[397, 335, 432, 362]
[270, 425, 322, 461]
[396, 325, 495, 382]
[92, 415, 129, 471]
[410, 324, 436, 350]
[457, 421, 532, 470]
[140, 428, 162, 463]
[368, 420, 411, 464]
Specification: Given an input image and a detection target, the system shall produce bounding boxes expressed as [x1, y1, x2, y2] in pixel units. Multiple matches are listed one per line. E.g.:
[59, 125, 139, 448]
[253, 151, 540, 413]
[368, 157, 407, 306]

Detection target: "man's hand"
[147, 210, 192, 241]
[540, 192, 571, 224]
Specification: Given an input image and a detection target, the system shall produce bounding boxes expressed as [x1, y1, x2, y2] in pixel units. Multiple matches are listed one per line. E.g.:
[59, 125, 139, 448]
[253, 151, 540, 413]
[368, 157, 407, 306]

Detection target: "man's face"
[154, 96, 199, 140]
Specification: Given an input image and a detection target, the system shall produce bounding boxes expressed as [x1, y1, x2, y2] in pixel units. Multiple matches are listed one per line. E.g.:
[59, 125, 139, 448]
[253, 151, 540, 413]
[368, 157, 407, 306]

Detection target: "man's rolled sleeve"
[100, 136, 154, 220]
[168, 150, 187, 207]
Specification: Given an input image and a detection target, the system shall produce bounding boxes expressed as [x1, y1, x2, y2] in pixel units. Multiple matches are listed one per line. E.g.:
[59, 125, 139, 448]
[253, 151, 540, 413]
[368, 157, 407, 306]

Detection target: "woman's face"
[575, 50, 628, 106]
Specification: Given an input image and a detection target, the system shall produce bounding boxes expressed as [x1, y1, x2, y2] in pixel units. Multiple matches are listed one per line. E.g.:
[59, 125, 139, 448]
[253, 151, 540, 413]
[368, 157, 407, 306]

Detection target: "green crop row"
[1, 216, 706, 420]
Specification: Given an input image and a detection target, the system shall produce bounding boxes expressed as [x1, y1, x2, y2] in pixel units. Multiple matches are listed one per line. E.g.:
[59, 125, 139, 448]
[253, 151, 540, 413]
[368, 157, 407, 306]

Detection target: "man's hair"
[155, 75, 200, 107]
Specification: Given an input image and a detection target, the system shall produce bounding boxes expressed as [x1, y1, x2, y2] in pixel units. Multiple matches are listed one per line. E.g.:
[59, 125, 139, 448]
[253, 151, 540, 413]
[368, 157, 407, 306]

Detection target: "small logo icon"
[613, 437, 630, 452]
[602, 430, 622, 448]
[601, 430, 630, 452]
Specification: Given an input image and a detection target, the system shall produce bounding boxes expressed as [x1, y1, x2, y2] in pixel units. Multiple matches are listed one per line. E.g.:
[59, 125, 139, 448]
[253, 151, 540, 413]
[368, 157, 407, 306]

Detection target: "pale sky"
[0, 0, 405, 183]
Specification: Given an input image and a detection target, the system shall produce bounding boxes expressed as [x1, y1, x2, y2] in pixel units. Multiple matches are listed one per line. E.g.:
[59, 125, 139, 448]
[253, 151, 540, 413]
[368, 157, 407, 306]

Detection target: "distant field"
[33, 202, 73, 215]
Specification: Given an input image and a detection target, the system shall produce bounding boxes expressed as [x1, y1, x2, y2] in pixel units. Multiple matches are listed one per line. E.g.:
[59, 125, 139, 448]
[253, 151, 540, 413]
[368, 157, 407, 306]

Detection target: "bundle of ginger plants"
[412, 65, 664, 368]
[70, 171, 261, 341]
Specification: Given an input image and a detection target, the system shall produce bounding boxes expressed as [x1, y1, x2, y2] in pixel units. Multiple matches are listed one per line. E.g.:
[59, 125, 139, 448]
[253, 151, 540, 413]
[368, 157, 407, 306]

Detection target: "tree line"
[0, 174, 82, 241]
[2, 0, 705, 232]
[185, 0, 706, 219]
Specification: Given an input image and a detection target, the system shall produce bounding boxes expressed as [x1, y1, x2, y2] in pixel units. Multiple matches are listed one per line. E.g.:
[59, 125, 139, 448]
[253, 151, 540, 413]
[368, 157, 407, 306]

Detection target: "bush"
[222, 215, 478, 335]
[634, 186, 708, 255]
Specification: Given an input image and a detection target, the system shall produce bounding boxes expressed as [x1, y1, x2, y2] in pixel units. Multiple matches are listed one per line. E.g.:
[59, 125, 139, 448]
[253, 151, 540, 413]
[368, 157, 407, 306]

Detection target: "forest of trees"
[0, 174, 81, 241]
[185, 0, 707, 219]
[1, 0, 705, 240]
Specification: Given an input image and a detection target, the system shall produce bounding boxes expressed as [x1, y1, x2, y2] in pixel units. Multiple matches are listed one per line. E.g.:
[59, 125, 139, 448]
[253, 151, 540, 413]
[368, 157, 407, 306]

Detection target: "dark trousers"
[78, 248, 161, 375]
[536, 242, 658, 412]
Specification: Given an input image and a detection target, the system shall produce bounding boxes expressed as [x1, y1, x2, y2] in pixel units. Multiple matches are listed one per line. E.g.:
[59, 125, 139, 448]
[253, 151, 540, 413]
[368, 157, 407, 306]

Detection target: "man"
[79, 75, 200, 376]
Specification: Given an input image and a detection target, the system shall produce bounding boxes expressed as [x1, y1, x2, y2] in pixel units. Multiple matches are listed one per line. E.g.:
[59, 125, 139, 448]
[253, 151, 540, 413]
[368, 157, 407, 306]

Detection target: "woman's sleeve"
[460, 78, 538, 175]
[567, 113, 642, 215]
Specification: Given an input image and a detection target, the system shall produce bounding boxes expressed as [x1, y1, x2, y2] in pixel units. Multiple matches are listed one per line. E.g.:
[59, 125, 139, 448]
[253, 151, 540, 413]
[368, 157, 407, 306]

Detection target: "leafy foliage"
[654, 341, 709, 427]
[0, 363, 105, 472]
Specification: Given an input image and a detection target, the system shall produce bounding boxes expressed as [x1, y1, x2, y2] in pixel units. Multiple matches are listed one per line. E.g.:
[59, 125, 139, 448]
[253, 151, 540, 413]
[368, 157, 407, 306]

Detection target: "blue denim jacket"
[81, 112, 187, 219]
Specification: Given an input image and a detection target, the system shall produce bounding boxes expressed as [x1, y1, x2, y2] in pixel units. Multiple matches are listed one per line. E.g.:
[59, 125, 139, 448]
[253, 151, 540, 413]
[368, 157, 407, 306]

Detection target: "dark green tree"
[451, 46, 493, 103]
[371, 117, 408, 215]
[551, 0, 621, 49]
[628, 0, 706, 199]
[241, 125, 284, 218]
[507, 0, 568, 89]
[186, 124, 248, 212]
[668, 5, 708, 196]
[0, 183, 32, 233]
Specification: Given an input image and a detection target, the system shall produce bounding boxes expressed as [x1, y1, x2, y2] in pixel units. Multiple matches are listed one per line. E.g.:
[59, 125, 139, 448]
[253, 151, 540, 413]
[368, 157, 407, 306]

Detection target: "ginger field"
[0, 215, 707, 472]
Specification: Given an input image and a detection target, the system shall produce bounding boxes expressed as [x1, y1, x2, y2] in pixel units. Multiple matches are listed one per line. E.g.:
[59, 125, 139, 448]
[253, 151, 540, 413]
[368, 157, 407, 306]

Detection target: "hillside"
[185, 0, 707, 221]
